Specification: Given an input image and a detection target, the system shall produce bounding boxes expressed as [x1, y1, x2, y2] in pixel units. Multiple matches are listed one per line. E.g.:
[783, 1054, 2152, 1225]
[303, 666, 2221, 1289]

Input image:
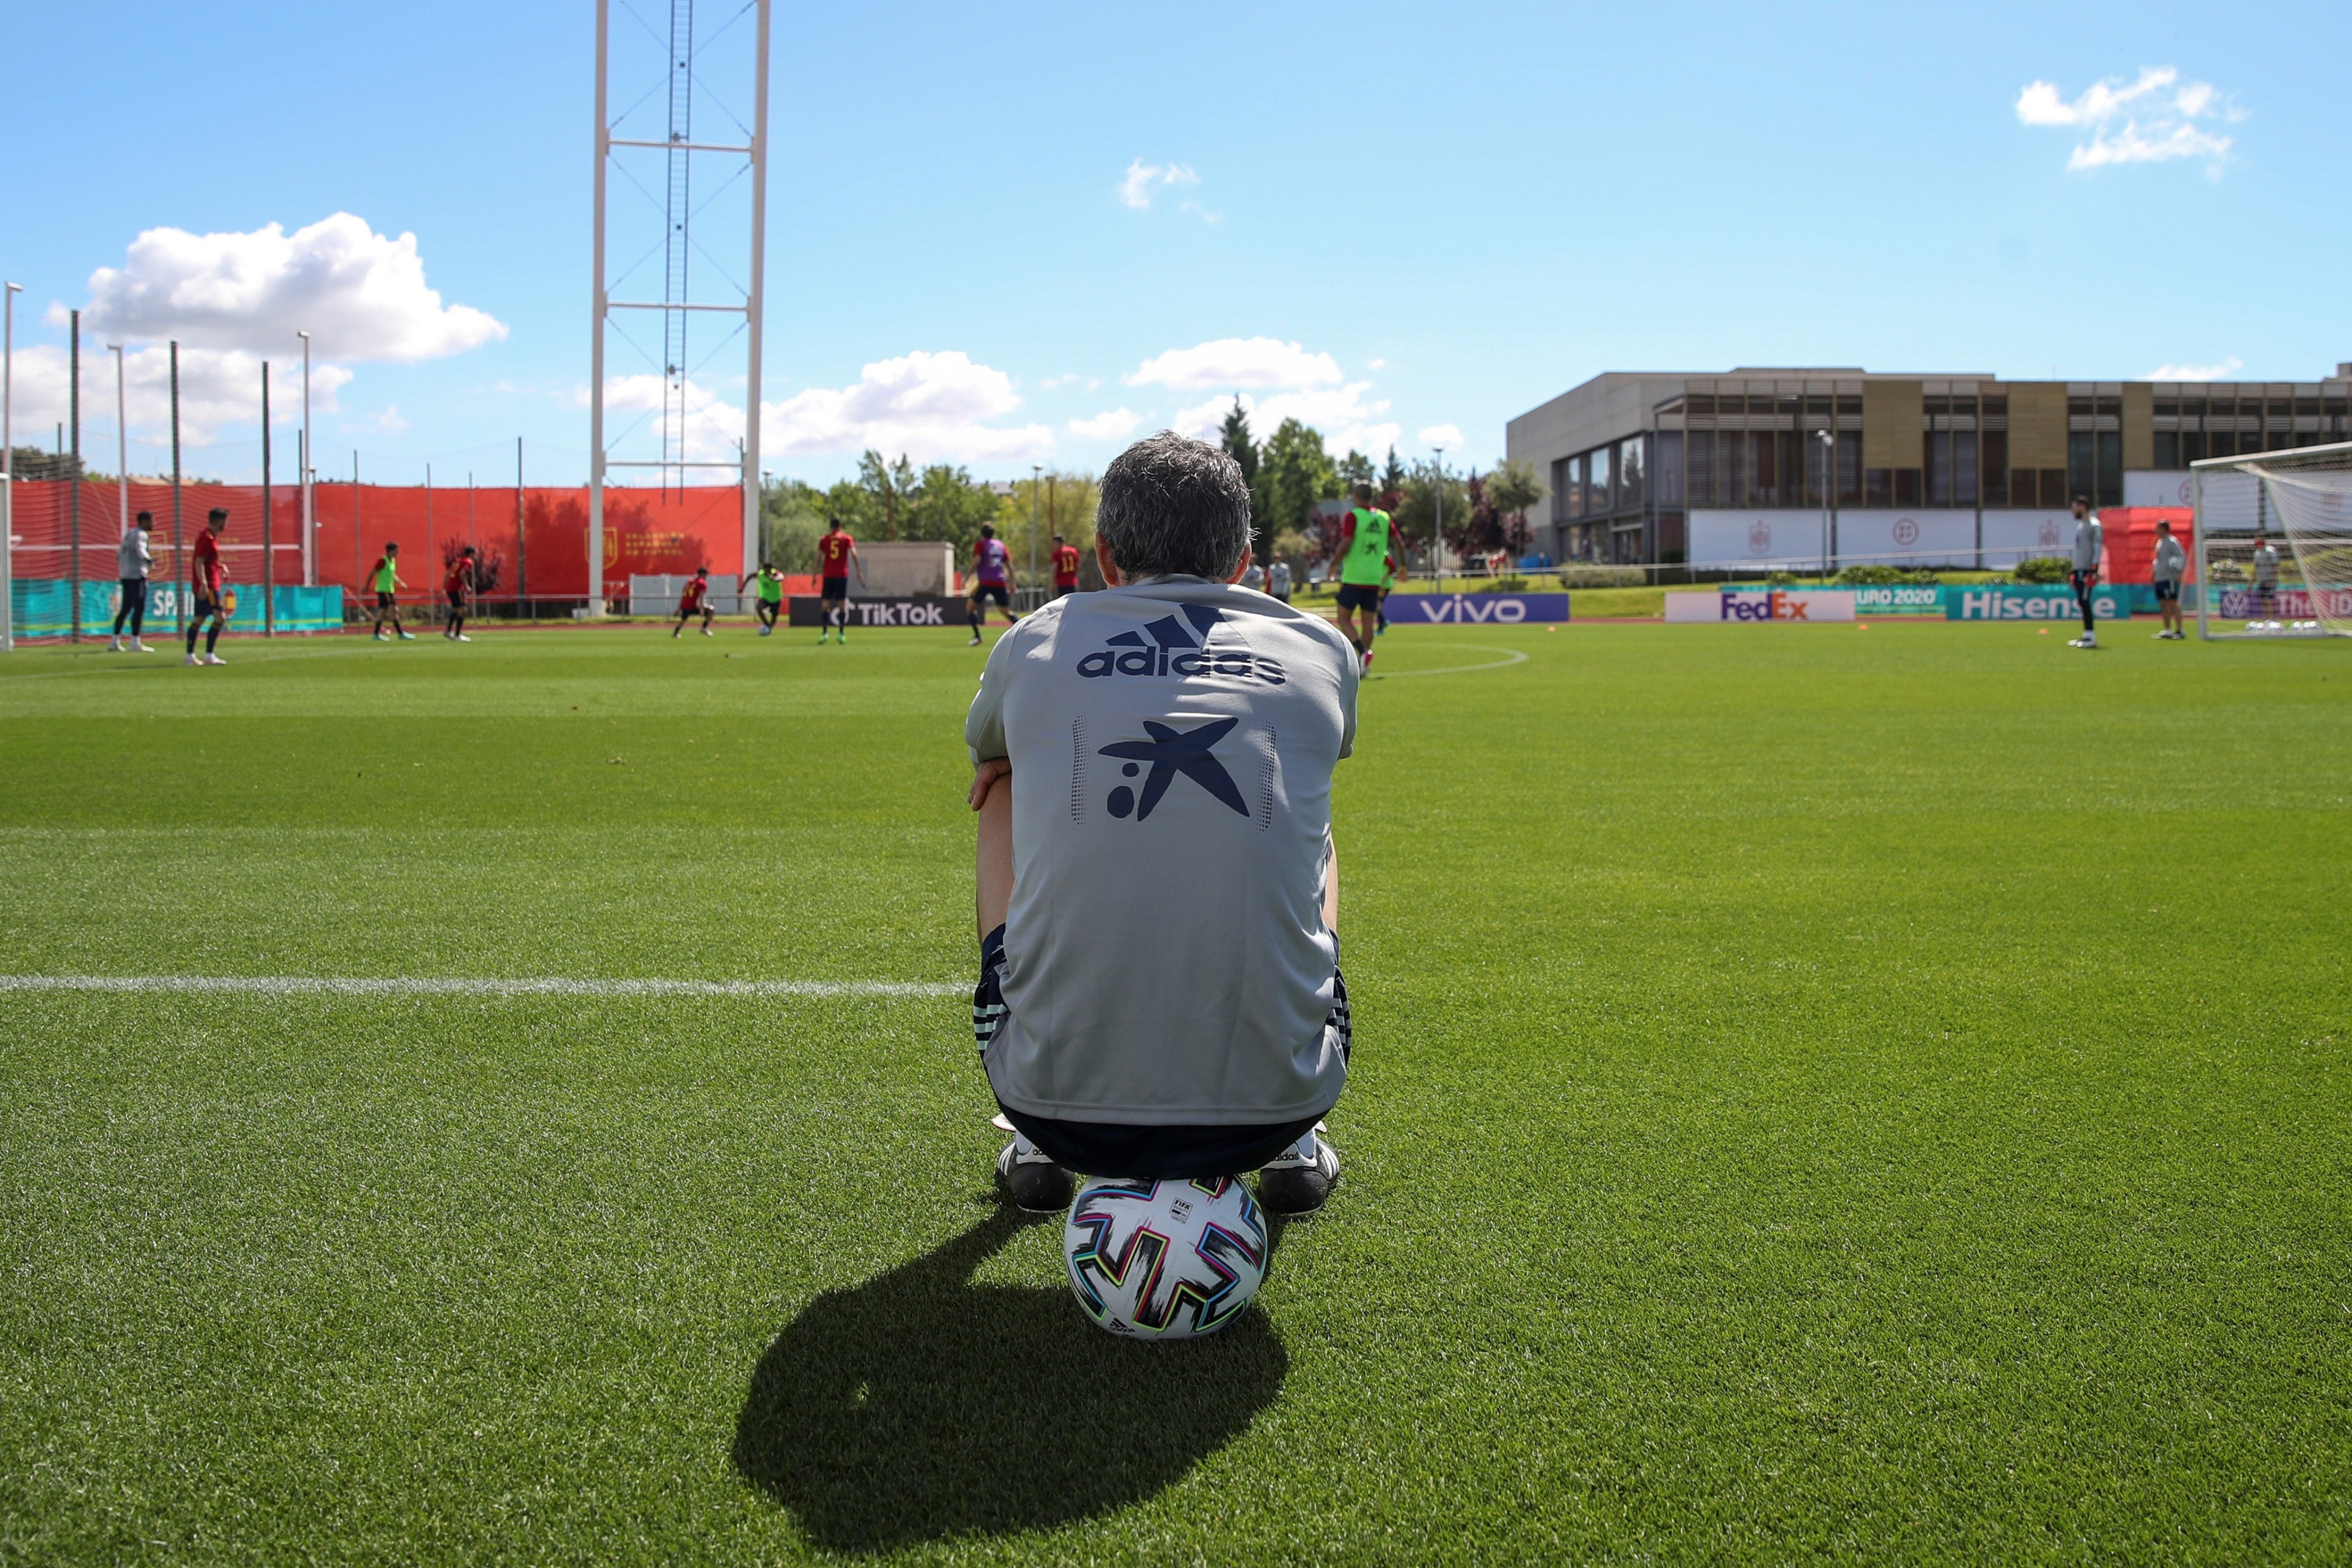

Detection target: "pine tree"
[1219, 400, 1259, 490]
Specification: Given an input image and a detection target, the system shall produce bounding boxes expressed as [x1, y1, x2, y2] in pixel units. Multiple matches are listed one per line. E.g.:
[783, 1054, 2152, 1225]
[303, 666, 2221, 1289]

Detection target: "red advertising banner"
[7, 480, 744, 601]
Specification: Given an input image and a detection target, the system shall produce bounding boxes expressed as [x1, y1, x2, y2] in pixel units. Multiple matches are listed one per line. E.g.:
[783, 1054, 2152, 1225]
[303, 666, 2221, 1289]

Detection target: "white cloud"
[1118, 159, 1198, 210]
[1040, 373, 1101, 392]
[1418, 423, 1465, 449]
[592, 373, 749, 466]
[2145, 356, 2244, 382]
[1172, 385, 1398, 459]
[81, 213, 506, 360]
[1128, 337, 1344, 391]
[2015, 68, 2236, 175]
[1066, 407, 1142, 442]
[758, 350, 1052, 463]
[1367, 357, 1387, 370]
[5, 342, 352, 447]
[346, 406, 409, 435]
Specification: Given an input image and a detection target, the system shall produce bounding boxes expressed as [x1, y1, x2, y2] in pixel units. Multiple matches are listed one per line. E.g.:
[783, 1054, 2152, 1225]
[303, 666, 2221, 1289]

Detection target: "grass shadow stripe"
[0, 974, 964, 999]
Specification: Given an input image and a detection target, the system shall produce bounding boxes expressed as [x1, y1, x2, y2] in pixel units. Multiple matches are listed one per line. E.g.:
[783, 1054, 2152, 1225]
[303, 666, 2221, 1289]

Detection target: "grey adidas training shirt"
[2072, 514, 2103, 573]
[966, 577, 1359, 1126]
[2152, 535, 2186, 584]
[118, 529, 151, 580]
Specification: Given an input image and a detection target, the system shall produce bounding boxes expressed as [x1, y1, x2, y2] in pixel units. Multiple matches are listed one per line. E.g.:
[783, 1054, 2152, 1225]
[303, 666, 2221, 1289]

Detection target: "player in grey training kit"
[2067, 496, 2103, 649]
[965, 430, 1358, 1216]
[2251, 534, 2281, 617]
[109, 511, 155, 652]
[2151, 520, 2187, 639]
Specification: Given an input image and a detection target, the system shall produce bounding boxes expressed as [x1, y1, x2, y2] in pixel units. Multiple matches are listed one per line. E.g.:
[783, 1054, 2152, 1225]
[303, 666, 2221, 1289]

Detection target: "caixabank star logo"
[1074, 603, 1287, 685]
[1098, 717, 1251, 821]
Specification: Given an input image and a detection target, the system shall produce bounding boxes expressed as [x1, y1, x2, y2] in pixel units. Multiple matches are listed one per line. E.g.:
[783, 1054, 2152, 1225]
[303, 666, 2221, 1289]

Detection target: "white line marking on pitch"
[0, 975, 963, 999]
[1373, 644, 1532, 678]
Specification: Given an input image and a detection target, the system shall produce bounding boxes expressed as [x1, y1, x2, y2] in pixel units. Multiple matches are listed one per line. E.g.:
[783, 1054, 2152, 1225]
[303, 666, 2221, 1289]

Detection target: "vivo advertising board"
[1379, 593, 1568, 624]
[1665, 589, 1856, 623]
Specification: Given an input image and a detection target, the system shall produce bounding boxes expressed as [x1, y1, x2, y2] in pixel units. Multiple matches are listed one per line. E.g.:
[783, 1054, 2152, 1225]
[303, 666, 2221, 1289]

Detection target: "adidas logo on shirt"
[1074, 603, 1287, 685]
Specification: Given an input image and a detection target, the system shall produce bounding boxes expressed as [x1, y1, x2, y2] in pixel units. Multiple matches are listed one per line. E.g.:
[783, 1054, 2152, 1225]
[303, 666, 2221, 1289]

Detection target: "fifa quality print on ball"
[1063, 1177, 1269, 1340]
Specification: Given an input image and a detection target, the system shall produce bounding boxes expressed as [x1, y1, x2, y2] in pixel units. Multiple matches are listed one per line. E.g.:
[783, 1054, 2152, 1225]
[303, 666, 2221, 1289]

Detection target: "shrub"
[1833, 564, 1940, 586]
[2012, 557, 2072, 584]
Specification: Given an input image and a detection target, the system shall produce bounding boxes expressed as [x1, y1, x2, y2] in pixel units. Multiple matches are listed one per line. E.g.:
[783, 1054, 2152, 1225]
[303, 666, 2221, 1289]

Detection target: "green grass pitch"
[1, 618, 2346, 1563]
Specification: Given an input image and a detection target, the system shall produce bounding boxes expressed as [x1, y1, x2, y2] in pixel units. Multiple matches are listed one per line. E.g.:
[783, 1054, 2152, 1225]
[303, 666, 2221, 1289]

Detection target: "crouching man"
[965, 431, 1359, 1216]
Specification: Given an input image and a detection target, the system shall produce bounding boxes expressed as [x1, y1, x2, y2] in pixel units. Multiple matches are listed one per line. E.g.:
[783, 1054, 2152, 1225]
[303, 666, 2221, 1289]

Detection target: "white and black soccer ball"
[1063, 1177, 1268, 1340]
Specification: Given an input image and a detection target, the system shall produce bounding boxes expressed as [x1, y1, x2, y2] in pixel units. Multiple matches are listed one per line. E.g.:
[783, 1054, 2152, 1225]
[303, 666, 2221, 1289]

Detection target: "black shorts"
[820, 578, 849, 602]
[1053, 583, 1078, 599]
[972, 924, 1350, 1181]
[972, 583, 1011, 608]
[756, 596, 781, 614]
[1335, 581, 1380, 611]
[376, 591, 397, 609]
[2153, 580, 2180, 602]
[193, 591, 221, 620]
[445, 590, 466, 609]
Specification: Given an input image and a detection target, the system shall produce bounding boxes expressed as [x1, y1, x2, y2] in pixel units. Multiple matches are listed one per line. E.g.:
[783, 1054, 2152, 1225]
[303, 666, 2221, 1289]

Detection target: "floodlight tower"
[589, 0, 770, 614]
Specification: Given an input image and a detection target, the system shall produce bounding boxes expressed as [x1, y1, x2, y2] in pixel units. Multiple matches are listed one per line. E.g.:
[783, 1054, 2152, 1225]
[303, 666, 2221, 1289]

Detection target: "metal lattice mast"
[662, 0, 693, 498]
[589, 0, 769, 615]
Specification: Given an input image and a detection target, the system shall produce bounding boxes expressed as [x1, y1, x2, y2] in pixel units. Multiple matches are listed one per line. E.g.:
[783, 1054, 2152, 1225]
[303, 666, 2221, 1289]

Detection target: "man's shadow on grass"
[733, 1203, 1289, 1553]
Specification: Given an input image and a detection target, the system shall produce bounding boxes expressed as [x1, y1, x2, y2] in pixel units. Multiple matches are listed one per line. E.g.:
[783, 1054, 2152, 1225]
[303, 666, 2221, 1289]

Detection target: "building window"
[1686, 432, 1713, 507]
[1588, 446, 1612, 514]
[2154, 431, 2179, 470]
[1838, 430, 1861, 506]
[1866, 467, 1893, 508]
[1981, 430, 2007, 506]
[1656, 431, 1683, 507]
[1564, 454, 1584, 520]
[1618, 436, 1646, 510]
[1550, 458, 1569, 523]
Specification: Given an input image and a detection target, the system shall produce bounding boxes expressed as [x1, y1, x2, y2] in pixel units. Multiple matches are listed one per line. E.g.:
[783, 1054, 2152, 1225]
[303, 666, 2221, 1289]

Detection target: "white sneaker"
[129, 638, 150, 652]
[2067, 633, 2097, 648]
[700, 627, 713, 637]
[202, 653, 227, 666]
[454, 633, 471, 643]
[182, 653, 201, 667]
[108, 636, 122, 651]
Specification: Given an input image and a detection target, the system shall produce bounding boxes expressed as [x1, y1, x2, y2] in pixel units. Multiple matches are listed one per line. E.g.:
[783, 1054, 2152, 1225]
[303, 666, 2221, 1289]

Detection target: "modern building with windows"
[1505, 366, 2352, 568]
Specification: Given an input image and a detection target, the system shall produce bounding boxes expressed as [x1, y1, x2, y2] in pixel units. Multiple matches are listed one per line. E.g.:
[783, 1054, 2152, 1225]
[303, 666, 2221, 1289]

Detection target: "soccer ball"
[1064, 1176, 1268, 1340]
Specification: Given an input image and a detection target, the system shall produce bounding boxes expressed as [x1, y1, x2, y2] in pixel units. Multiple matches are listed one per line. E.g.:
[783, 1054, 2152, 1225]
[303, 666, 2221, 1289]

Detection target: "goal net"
[2193, 440, 2352, 640]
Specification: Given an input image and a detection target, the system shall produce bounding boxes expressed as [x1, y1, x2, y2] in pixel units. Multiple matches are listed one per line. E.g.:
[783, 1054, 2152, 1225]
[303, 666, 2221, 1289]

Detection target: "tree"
[1378, 445, 1407, 506]
[856, 450, 918, 540]
[998, 469, 1101, 587]
[1389, 460, 1471, 566]
[759, 478, 834, 571]
[1218, 400, 1259, 492]
[1336, 449, 1375, 489]
[1251, 419, 1338, 569]
[903, 463, 1002, 551]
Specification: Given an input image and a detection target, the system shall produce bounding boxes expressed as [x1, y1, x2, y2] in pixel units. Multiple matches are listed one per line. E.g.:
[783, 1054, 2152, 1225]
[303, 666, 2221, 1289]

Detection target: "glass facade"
[1522, 370, 2351, 567]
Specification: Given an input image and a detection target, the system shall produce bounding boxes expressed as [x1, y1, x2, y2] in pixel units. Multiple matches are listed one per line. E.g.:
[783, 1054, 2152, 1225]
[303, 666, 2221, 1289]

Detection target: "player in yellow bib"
[1332, 482, 1404, 668]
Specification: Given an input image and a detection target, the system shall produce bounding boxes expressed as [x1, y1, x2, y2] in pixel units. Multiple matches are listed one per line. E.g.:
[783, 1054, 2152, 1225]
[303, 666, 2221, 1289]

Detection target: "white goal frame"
[2191, 438, 2352, 641]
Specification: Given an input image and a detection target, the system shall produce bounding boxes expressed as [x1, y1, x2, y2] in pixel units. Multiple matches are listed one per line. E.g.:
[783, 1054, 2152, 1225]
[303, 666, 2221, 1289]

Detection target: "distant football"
[1064, 1176, 1268, 1339]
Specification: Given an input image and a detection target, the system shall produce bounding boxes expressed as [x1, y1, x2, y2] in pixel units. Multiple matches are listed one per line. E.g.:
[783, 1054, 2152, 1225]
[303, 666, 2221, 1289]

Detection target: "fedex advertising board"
[1665, 589, 1856, 623]
[1380, 593, 1568, 624]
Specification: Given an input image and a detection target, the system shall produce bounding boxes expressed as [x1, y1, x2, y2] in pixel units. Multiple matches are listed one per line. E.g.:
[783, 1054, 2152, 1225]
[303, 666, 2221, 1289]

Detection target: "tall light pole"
[108, 344, 128, 556]
[1813, 427, 1835, 579]
[298, 330, 314, 586]
[2, 281, 18, 652]
[1431, 444, 1445, 581]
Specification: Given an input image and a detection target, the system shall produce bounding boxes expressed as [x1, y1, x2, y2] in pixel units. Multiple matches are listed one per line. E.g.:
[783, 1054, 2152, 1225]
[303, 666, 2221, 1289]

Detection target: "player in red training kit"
[817, 518, 864, 643]
[1050, 533, 1081, 599]
[443, 546, 476, 642]
[673, 567, 714, 638]
[183, 508, 231, 666]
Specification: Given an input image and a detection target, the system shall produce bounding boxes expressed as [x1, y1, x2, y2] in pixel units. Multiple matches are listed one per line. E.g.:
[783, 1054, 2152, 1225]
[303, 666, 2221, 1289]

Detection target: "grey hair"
[1097, 431, 1252, 580]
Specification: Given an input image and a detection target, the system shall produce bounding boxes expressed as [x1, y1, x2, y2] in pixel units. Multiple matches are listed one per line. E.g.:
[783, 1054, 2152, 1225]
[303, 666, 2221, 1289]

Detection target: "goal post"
[2191, 439, 2352, 640]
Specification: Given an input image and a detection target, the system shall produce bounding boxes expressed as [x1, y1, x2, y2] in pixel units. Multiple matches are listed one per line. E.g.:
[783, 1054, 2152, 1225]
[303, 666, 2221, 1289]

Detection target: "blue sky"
[5, 0, 2346, 487]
